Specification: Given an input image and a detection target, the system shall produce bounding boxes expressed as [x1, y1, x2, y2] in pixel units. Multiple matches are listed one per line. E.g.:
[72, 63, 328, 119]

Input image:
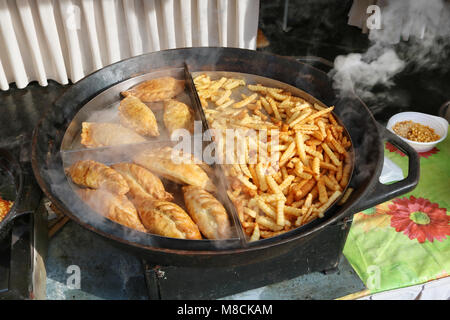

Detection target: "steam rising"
[330, 0, 450, 112]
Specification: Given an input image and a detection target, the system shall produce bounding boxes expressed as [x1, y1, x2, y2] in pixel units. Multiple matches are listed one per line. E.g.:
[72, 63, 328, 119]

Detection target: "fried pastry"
[111, 163, 173, 202]
[163, 99, 194, 135]
[119, 96, 159, 137]
[121, 77, 185, 102]
[182, 186, 231, 239]
[81, 122, 146, 148]
[77, 188, 146, 232]
[67, 160, 129, 195]
[133, 147, 215, 192]
[135, 198, 201, 239]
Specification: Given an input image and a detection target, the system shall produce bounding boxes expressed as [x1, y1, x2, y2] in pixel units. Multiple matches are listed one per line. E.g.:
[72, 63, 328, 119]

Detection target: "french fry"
[244, 207, 258, 218]
[295, 131, 307, 164]
[312, 157, 320, 178]
[331, 137, 346, 154]
[317, 191, 342, 217]
[266, 175, 283, 194]
[340, 163, 352, 188]
[237, 174, 258, 190]
[233, 93, 258, 109]
[256, 199, 277, 220]
[320, 161, 337, 171]
[260, 193, 286, 202]
[295, 179, 316, 200]
[279, 141, 296, 165]
[279, 175, 295, 194]
[284, 205, 303, 216]
[260, 97, 273, 115]
[256, 163, 268, 191]
[248, 164, 259, 188]
[338, 187, 354, 205]
[323, 175, 341, 191]
[322, 142, 341, 166]
[289, 109, 313, 128]
[296, 172, 312, 180]
[276, 200, 285, 226]
[317, 178, 328, 203]
[250, 223, 260, 242]
[256, 215, 284, 231]
[266, 96, 281, 120]
[215, 89, 232, 106]
[199, 75, 353, 240]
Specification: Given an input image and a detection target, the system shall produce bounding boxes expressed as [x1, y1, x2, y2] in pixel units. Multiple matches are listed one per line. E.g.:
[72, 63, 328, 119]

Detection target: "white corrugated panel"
[0, 0, 260, 90]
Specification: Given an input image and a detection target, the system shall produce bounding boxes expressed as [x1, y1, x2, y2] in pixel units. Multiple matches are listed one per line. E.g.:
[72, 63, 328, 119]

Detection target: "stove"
[0, 82, 65, 300]
[0, 151, 47, 299]
[2, 80, 365, 300]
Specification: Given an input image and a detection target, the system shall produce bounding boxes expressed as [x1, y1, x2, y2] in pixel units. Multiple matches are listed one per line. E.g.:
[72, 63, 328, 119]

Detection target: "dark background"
[258, 0, 450, 123]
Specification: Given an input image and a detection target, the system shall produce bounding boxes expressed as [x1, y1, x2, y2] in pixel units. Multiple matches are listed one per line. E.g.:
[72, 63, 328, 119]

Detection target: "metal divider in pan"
[184, 64, 248, 246]
[188, 70, 355, 244]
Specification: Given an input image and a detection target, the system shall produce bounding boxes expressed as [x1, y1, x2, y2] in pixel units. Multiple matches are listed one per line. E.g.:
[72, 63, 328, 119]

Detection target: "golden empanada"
[111, 163, 173, 202]
[135, 198, 201, 239]
[77, 188, 146, 232]
[182, 186, 231, 239]
[67, 160, 129, 195]
[163, 99, 194, 135]
[121, 77, 185, 102]
[81, 122, 146, 148]
[133, 147, 215, 192]
[119, 96, 159, 137]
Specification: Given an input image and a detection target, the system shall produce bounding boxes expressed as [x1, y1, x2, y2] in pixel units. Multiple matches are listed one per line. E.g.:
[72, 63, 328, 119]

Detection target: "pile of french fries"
[194, 74, 353, 241]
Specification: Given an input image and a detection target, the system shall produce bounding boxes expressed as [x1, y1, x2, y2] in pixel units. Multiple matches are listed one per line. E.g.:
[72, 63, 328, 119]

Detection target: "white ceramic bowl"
[386, 112, 448, 153]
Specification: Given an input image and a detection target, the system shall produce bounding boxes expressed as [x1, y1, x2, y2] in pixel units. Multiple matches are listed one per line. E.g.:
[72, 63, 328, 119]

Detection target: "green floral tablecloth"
[343, 126, 450, 293]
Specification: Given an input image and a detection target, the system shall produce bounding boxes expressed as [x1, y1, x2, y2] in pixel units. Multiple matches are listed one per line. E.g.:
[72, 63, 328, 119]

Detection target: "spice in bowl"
[392, 120, 441, 143]
[0, 197, 13, 223]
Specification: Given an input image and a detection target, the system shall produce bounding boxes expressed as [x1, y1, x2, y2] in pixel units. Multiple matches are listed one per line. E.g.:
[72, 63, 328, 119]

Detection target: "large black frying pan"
[31, 47, 419, 267]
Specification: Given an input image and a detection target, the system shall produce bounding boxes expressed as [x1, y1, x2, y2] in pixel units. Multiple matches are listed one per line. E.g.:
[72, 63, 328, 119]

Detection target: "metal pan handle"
[352, 123, 420, 213]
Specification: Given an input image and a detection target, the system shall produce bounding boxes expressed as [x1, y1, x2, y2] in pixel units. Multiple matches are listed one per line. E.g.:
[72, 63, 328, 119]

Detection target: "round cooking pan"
[31, 47, 419, 267]
[0, 148, 24, 240]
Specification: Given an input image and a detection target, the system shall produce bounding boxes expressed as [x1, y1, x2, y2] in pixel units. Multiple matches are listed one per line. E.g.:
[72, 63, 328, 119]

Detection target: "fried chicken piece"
[81, 122, 146, 148]
[182, 186, 231, 239]
[77, 188, 146, 232]
[119, 96, 159, 137]
[133, 147, 215, 192]
[135, 197, 202, 239]
[163, 99, 194, 135]
[121, 77, 185, 102]
[67, 160, 129, 195]
[111, 163, 173, 202]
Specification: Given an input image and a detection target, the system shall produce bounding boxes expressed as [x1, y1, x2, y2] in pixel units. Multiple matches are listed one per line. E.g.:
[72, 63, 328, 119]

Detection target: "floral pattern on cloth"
[387, 196, 450, 243]
[385, 142, 439, 158]
[354, 203, 391, 232]
[344, 128, 450, 294]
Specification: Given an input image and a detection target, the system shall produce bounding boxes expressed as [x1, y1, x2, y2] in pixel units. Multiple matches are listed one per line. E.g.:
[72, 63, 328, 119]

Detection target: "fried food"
[0, 197, 13, 223]
[81, 122, 146, 148]
[182, 186, 231, 239]
[111, 162, 173, 202]
[77, 188, 146, 232]
[119, 96, 159, 137]
[194, 73, 353, 240]
[135, 197, 201, 239]
[163, 99, 194, 135]
[133, 147, 215, 192]
[67, 160, 130, 195]
[121, 77, 185, 102]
